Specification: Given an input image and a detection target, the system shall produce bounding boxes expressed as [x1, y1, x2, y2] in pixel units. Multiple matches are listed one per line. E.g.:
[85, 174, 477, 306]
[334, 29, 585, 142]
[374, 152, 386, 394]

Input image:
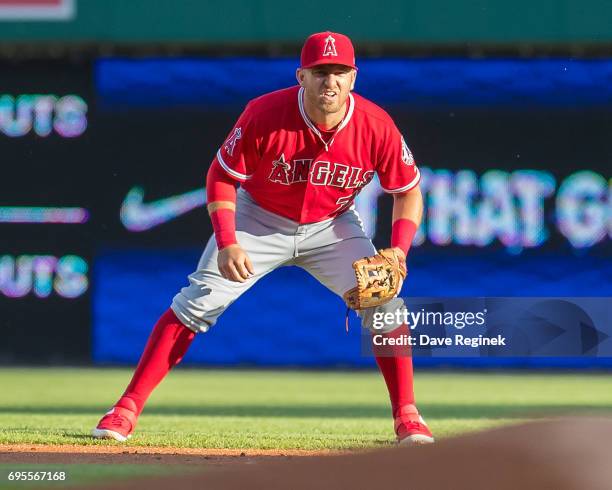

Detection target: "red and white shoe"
[91, 405, 138, 442]
[394, 404, 435, 445]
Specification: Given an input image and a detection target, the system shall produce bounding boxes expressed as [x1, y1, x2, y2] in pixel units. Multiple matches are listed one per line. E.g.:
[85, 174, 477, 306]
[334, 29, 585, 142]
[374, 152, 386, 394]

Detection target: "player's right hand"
[217, 244, 255, 283]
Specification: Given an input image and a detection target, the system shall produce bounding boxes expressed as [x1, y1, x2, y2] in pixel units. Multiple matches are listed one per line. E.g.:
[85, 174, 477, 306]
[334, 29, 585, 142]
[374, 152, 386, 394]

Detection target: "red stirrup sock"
[115, 308, 196, 416]
[373, 325, 415, 416]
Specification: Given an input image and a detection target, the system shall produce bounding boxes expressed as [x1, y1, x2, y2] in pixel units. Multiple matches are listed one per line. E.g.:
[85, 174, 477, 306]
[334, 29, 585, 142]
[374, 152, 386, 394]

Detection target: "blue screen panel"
[93, 249, 612, 367]
[96, 58, 612, 109]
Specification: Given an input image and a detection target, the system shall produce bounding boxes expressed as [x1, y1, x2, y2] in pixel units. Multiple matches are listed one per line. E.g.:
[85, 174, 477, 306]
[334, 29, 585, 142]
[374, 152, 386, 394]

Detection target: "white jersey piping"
[216, 149, 253, 181]
[380, 167, 421, 193]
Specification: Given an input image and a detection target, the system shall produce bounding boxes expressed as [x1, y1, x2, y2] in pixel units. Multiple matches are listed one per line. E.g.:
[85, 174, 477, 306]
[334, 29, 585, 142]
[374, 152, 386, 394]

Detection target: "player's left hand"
[343, 248, 407, 310]
[392, 247, 406, 262]
[392, 247, 406, 295]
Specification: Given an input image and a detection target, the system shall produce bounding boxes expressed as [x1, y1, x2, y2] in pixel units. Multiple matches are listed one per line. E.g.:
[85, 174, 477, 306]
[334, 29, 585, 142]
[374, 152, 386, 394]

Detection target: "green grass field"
[1, 368, 612, 450]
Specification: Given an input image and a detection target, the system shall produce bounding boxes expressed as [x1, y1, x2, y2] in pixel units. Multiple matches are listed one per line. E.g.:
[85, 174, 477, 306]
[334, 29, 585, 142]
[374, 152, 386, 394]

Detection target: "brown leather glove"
[343, 248, 407, 310]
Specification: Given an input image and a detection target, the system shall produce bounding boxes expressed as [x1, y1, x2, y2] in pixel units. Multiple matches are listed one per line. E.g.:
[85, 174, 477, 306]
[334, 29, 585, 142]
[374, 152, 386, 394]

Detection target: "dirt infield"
[2, 418, 612, 489]
[0, 444, 337, 465]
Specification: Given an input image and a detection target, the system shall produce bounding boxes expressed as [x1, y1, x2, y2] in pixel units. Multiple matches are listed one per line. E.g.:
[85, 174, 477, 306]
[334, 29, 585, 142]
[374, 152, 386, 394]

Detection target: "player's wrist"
[218, 242, 240, 251]
[210, 208, 237, 250]
[390, 219, 418, 257]
[391, 247, 406, 260]
[215, 238, 238, 251]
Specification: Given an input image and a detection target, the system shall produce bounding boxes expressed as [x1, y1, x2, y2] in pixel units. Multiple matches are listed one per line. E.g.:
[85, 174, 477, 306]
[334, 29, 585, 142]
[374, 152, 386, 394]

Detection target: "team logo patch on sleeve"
[401, 136, 415, 166]
[322, 35, 338, 57]
[224, 127, 242, 156]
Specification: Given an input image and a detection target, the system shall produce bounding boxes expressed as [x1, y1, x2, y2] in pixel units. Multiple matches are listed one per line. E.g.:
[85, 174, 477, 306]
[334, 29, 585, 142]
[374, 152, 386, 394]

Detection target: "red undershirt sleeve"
[391, 218, 418, 257]
[206, 160, 238, 250]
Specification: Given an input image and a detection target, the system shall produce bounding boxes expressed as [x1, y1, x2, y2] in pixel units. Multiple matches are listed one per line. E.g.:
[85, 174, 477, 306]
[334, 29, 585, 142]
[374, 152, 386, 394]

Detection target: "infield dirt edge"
[0, 443, 348, 457]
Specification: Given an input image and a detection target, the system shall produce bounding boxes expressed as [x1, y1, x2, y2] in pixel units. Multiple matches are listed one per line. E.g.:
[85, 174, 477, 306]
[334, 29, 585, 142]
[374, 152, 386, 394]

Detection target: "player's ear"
[350, 70, 357, 91]
[296, 68, 305, 86]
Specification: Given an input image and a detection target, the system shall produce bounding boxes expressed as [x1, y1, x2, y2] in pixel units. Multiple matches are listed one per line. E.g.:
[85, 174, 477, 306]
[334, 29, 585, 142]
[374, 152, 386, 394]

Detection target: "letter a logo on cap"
[300, 32, 356, 69]
[322, 35, 338, 57]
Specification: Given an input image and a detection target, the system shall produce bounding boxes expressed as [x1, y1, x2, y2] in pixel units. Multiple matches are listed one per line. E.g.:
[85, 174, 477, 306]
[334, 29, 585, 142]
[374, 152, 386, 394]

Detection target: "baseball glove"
[343, 248, 406, 310]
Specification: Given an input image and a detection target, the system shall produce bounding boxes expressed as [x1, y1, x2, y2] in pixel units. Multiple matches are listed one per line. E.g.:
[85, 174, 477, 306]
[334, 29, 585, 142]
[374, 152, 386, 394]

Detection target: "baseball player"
[92, 32, 434, 445]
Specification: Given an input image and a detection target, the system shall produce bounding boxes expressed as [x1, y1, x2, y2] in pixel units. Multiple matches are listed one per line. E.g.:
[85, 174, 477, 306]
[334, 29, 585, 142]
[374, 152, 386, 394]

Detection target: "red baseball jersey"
[212, 85, 420, 223]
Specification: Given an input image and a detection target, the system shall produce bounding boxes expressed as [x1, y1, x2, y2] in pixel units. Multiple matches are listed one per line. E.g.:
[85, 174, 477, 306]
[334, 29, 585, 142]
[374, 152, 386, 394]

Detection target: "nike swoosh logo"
[120, 186, 206, 231]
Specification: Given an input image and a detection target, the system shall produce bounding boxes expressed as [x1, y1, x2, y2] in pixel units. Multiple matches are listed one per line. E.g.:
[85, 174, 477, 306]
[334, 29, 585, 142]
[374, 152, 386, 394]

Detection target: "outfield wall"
[0, 0, 611, 45]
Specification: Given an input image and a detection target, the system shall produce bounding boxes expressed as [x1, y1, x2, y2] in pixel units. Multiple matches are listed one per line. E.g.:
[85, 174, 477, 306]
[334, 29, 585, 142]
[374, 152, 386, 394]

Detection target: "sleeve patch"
[224, 127, 242, 156]
[401, 136, 415, 166]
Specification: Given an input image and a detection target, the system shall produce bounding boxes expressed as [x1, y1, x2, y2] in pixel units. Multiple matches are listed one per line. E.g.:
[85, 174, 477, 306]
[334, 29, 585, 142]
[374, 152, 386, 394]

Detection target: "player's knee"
[171, 305, 214, 333]
[171, 293, 223, 333]
[360, 298, 407, 333]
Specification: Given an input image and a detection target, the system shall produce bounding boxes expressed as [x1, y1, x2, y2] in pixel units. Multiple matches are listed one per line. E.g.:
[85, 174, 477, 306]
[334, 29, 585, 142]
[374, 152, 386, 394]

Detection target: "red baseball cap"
[300, 31, 357, 70]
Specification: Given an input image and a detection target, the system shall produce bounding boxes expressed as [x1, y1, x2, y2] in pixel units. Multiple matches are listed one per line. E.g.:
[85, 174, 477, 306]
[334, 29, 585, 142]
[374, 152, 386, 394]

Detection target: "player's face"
[297, 64, 356, 117]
